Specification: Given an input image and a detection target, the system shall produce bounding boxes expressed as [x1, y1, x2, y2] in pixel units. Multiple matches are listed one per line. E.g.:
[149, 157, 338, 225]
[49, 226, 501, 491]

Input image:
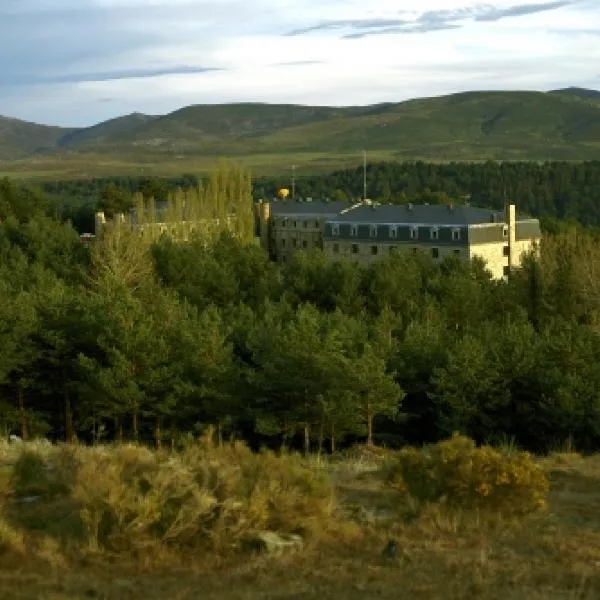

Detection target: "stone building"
[256, 199, 541, 279]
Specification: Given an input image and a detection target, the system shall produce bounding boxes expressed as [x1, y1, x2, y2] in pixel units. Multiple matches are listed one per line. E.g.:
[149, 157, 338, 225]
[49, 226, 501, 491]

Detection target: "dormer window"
[389, 226, 397, 239]
[331, 224, 340, 236]
[369, 225, 378, 238]
[410, 226, 418, 240]
[430, 227, 439, 240]
[451, 228, 461, 241]
[351, 224, 358, 237]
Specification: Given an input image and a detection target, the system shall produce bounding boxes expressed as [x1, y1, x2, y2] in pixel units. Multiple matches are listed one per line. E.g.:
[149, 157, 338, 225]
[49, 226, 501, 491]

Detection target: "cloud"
[343, 23, 460, 39]
[0, 0, 598, 127]
[286, 1, 576, 39]
[474, 1, 573, 21]
[286, 19, 411, 36]
[270, 60, 326, 67]
[34, 66, 223, 85]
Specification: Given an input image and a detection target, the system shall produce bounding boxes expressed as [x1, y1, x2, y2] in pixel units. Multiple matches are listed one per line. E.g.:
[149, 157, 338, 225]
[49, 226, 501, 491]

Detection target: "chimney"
[505, 203, 517, 269]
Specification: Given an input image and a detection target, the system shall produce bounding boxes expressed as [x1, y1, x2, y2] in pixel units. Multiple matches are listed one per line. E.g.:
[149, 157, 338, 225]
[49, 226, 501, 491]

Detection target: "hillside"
[1, 88, 600, 176]
[0, 116, 73, 160]
[56, 112, 158, 147]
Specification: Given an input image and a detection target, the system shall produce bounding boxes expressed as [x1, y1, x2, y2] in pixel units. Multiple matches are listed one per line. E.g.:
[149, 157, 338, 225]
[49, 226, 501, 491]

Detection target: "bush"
[12, 446, 78, 498]
[11, 437, 335, 555]
[386, 434, 549, 516]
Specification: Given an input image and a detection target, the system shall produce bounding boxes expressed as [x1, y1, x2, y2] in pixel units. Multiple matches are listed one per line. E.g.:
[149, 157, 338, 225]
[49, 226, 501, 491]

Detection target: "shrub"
[386, 434, 549, 517]
[65, 438, 334, 554]
[12, 446, 78, 498]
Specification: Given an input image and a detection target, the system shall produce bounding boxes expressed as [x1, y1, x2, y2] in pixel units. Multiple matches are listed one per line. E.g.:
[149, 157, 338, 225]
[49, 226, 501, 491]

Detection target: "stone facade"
[256, 200, 541, 279]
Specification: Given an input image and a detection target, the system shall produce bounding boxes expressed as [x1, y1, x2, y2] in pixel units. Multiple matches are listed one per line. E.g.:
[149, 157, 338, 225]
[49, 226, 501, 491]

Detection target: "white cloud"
[0, 0, 598, 126]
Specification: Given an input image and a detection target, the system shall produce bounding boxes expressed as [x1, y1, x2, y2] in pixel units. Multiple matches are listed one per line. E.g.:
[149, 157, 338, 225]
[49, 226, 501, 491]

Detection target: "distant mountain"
[0, 116, 73, 160]
[1, 88, 600, 165]
[550, 87, 600, 101]
[56, 112, 158, 147]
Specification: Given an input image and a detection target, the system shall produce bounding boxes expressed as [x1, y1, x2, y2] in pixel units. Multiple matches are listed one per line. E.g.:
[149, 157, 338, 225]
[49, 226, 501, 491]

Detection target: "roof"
[269, 200, 351, 217]
[326, 203, 531, 226]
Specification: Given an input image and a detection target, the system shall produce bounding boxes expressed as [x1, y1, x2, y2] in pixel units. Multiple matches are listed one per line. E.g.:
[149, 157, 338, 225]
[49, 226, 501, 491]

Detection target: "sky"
[1, 0, 599, 127]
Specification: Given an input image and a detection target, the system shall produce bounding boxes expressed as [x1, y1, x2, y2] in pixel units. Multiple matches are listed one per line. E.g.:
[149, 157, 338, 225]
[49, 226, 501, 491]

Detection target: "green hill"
[0, 116, 73, 160]
[1, 89, 600, 177]
[56, 112, 158, 148]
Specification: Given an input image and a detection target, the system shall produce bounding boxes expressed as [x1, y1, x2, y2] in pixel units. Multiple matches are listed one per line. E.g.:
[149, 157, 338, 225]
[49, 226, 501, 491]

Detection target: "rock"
[14, 495, 42, 504]
[244, 531, 304, 556]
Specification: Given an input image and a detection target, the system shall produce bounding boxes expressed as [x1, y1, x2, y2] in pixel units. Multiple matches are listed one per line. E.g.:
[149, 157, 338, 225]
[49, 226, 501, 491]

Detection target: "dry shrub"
[0, 514, 26, 556]
[65, 437, 334, 554]
[12, 445, 78, 498]
[386, 434, 549, 517]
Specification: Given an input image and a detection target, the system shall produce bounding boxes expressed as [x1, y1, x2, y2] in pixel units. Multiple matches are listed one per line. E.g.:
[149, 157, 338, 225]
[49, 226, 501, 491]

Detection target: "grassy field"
[0, 437, 599, 599]
[0, 151, 399, 181]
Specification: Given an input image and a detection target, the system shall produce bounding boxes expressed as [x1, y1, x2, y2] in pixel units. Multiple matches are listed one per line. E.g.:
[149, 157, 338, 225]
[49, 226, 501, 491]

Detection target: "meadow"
[1, 434, 599, 600]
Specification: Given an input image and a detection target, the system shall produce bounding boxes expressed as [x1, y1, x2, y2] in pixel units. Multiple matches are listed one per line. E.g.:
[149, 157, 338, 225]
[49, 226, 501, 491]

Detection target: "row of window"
[277, 218, 320, 229]
[332, 244, 462, 259]
[280, 238, 311, 249]
[330, 224, 462, 241]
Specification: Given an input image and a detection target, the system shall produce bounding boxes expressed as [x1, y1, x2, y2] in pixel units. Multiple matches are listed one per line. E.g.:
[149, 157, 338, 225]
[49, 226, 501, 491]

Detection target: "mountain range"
[1, 87, 600, 168]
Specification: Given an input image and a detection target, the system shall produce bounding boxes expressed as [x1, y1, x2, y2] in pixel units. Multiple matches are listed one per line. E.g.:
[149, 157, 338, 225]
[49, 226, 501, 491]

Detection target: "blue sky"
[1, 0, 599, 127]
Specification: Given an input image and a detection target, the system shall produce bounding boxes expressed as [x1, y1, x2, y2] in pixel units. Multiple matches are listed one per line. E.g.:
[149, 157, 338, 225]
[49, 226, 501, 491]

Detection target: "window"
[292, 239, 297, 248]
[303, 220, 308, 228]
[282, 255, 287, 263]
[371, 245, 378, 255]
[410, 227, 418, 240]
[503, 227, 508, 237]
[293, 221, 298, 228]
[430, 227, 439, 240]
[369, 225, 378, 238]
[503, 266, 510, 277]
[302, 240, 308, 249]
[432, 247, 439, 259]
[453, 249, 461, 256]
[281, 238, 286, 248]
[389, 226, 397, 239]
[351, 244, 359, 254]
[503, 245, 510, 257]
[331, 224, 340, 236]
[452, 228, 461, 241]
[282, 218, 288, 227]
[351, 224, 358, 237]
[314, 221, 319, 228]
[333, 243, 340, 254]
[412, 247, 418, 255]
[389, 246, 397, 255]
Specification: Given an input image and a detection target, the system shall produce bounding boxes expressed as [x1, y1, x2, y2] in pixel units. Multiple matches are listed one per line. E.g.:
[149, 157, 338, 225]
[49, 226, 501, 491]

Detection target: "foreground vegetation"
[1, 435, 599, 599]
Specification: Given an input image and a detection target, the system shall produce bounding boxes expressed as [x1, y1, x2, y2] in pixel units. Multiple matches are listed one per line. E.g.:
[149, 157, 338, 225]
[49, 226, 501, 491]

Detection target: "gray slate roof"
[328, 204, 512, 226]
[269, 200, 351, 216]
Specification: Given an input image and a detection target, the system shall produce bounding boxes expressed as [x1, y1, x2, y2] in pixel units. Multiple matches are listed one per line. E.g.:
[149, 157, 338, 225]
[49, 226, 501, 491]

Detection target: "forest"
[39, 160, 600, 233]
[2, 163, 600, 455]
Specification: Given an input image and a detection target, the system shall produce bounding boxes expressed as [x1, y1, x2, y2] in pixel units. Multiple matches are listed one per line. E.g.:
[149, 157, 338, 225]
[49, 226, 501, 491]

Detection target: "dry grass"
[1, 437, 600, 599]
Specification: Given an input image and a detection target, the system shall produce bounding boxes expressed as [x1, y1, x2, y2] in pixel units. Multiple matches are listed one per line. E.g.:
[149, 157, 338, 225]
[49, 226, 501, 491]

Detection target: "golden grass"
[1, 438, 600, 599]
